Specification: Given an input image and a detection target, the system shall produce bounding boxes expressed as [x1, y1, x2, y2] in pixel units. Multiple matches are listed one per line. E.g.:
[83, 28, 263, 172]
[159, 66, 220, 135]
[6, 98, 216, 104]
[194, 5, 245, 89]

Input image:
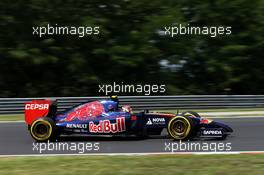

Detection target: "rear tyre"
[30, 118, 57, 142]
[167, 116, 194, 140]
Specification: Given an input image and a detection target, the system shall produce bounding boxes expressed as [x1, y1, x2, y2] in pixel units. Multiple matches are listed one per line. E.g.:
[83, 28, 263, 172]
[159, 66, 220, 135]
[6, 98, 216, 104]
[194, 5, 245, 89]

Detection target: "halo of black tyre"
[167, 115, 194, 140]
[30, 117, 57, 142]
[182, 111, 201, 118]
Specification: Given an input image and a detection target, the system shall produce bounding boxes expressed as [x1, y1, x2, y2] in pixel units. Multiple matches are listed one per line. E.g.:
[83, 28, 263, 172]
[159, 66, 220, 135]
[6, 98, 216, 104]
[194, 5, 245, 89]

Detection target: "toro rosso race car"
[24, 96, 233, 142]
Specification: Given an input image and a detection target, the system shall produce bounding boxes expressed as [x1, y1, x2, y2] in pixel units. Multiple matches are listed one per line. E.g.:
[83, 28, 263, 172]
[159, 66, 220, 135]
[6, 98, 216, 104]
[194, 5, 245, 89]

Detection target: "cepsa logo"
[25, 104, 49, 110]
[89, 117, 126, 133]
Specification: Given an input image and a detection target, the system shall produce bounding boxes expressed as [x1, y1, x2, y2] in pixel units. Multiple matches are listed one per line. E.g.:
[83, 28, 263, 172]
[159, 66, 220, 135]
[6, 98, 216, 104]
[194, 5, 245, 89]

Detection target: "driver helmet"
[122, 105, 132, 113]
[110, 95, 118, 102]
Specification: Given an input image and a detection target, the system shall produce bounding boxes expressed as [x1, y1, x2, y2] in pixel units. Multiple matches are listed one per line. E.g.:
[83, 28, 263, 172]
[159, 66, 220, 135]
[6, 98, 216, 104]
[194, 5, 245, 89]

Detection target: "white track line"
[208, 116, 264, 119]
[201, 111, 264, 116]
[0, 151, 264, 157]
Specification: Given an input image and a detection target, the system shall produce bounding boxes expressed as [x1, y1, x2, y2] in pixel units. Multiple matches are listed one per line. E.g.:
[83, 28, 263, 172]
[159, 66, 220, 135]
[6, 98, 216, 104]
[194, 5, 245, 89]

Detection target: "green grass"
[1, 108, 264, 121]
[0, 114, 23, 121]
[0, 155, 264, 175]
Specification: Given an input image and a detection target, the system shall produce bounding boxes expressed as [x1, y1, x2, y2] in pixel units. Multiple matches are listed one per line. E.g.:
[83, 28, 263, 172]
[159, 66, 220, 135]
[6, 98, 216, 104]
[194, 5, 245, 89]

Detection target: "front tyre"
[30, 118, 57, 142]
[167, 116, 194, 140]
[182, 111, 201, 118]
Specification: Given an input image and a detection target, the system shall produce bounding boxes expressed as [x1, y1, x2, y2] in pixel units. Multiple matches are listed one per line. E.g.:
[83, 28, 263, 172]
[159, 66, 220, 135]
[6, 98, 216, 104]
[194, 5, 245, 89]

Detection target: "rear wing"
[24, 99, 57, 125]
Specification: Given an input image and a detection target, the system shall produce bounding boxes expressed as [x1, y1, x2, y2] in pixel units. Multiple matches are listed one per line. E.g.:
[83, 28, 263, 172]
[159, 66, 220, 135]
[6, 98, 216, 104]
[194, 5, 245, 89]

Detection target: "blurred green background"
[0, 0, 263, 97]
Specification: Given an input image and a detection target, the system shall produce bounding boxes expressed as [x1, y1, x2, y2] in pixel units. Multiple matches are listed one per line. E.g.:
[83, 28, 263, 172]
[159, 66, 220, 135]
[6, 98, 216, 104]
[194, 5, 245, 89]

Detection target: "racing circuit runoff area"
[0, 96, 264, 155]
[1, 116, 264, 155]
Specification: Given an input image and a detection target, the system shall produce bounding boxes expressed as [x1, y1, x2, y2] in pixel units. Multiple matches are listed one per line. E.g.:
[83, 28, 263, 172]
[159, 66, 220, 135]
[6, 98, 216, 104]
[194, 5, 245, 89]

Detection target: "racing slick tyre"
[167, 116, 195, 140]
[29, 117, 57, 142]
[182, 111, 201, 118]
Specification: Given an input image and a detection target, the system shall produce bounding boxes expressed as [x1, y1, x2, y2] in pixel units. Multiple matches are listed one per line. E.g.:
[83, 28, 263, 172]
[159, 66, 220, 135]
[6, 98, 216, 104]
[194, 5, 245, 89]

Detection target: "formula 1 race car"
[24, 96, 233, 142]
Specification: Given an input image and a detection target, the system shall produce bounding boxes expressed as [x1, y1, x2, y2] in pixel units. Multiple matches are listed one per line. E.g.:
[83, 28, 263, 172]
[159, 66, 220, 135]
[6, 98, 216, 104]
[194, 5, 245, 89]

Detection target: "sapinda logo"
[25, 103, 49, 110]
[203, 130, 222, 135]
[89, 117, 125, 133]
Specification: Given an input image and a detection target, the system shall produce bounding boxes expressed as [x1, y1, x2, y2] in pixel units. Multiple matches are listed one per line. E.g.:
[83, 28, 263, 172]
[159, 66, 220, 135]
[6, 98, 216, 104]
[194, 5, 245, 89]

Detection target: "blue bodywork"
[52, 100, 169, 136]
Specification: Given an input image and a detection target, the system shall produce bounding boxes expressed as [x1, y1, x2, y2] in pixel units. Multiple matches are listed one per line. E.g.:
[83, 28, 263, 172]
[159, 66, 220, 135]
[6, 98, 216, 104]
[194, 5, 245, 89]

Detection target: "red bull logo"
[89, 117, 126, 133]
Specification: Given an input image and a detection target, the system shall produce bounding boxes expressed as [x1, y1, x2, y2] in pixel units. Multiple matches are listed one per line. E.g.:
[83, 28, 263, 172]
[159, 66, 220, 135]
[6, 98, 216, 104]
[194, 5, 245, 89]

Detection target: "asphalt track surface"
[0, 118, 263, 155]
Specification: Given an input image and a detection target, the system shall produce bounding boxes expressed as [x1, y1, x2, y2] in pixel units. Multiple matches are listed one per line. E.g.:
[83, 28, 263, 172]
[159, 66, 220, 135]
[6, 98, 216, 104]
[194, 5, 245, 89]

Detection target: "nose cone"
[213, 121, 233, 132]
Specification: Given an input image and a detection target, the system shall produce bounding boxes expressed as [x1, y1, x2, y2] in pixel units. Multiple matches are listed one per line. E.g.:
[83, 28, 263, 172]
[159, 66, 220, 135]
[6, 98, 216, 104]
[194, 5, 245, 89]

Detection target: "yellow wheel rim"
[30, 120, 52, 141]
[168, 116, 191, 140]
